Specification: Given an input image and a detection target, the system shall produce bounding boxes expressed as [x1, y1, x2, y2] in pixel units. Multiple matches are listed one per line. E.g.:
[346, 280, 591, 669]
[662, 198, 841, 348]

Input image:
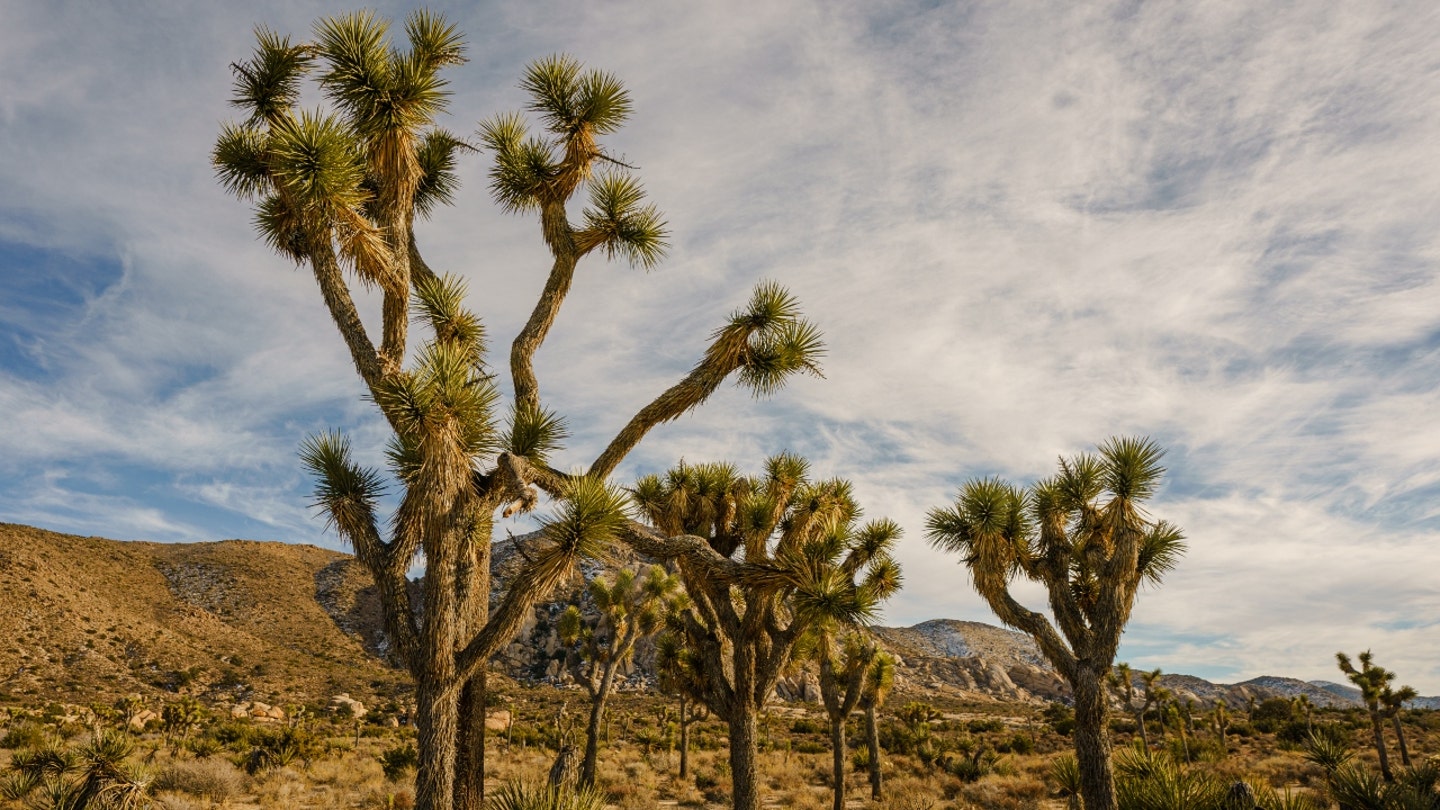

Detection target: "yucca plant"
[1303, 724, 1356, 773]
[927, 437, 1185, 810]
[216, 15, 822, 810]
[1114, 744, 1224, 810]
[625, 457, 901, 810]
[1052, 754, 1083, 810]
[485, 780, 606, 810]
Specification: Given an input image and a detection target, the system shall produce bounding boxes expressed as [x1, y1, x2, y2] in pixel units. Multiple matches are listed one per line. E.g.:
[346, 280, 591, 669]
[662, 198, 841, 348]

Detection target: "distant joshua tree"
[1336, 650, 1397, 781]
[859, 649, 897, 801]
[1108, 663, 1163, 748]
[558, 565, 682, 788]
[625, 457, 903, 810]
[812, 629, 899, 810]
[926, 437, 1185, 810]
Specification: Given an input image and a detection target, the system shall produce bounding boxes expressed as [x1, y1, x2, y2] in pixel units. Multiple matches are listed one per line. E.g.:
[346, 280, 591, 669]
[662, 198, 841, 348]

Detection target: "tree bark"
[1370, 711, 1393, 781]
[679, 697, 691, 778]
[865, 704, 882, 801]
[453, 673, 486, 810]
[829, 717, 847, 810]
[1073, 668, 1117, 810]
[727, 704, 761, 810]
[1391, 714, 1410, 768]
[415, 679, 459, 810]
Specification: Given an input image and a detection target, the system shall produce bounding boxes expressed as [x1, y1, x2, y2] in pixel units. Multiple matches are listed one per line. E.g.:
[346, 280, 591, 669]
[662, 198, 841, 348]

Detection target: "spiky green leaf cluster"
[540, 476, 630, 560]
[508, 403, 569, 465]
[726, 281, 826, 396]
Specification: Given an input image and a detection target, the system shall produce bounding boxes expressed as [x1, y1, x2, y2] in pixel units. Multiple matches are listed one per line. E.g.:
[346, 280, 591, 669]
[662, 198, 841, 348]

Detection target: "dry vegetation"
[2, 682, 1435, 809]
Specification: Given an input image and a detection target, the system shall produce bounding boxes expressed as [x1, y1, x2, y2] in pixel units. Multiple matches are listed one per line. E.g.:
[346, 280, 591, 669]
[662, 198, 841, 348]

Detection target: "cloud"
[2, 0, 1440, 690]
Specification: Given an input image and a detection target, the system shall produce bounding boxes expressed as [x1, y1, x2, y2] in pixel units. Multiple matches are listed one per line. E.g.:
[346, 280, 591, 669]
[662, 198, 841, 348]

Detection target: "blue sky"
[3, 0, 1439, 691]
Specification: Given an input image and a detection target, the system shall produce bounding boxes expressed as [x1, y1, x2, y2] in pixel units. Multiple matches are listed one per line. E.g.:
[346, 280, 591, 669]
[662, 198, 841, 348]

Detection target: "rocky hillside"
[0, 523, 406, 706]
[3, 522, 1434, 713]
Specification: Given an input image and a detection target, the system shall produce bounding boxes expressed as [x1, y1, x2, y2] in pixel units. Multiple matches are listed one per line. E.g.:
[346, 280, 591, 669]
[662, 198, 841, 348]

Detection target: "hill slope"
[0, 523, 406, 706]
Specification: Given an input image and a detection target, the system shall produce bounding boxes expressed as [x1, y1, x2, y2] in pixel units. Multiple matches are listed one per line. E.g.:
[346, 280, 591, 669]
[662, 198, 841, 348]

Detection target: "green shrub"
[0, 723, 46, 750]
[967, 718, 1005, 735]
[379, 742, 419, 781]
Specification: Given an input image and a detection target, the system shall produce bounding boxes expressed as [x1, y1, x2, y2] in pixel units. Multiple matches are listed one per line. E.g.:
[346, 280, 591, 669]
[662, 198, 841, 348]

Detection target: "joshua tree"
[1337, 650, 1396, 782]
[1293, 694, 1314, 735]
[926, 437, 1186, 810]
[859, 650, 897, 801]
[557, 565, 682, 787]
[215, 17, 822, 810]
[1109, 663, 1164, 748]
[1381, 683, 1417, 769]
[653, 628, 707, 778]
[624, 457, 903, 810]
[161, 697, 204, 755]
[1211, 701, 1230, 751]
[812, 630, 896, 810]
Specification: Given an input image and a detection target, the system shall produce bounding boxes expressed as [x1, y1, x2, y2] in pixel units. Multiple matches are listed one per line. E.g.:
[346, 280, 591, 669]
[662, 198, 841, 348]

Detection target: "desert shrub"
[486, 781, 609, 810]
[379, 741, 419, 781]
[152, 758, 247, 803]
[0, 723, 46, 750]
[241, 725, 321, 774]
[947, 747, 1000, 783]
[185, 736, 222, 758]
[967, 718, 1005, 734]
[1044, 703, 1076, 736]
[794, 740, 827, 755]
[996, 732, 1034, 755]
[1274, 720, 1312, 746]
[790, 718, 824, 735]
[206, 720, 258, 751]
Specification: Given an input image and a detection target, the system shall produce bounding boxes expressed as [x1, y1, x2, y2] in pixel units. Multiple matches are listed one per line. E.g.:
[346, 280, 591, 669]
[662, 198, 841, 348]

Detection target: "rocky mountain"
[2, 522, 1434, 713]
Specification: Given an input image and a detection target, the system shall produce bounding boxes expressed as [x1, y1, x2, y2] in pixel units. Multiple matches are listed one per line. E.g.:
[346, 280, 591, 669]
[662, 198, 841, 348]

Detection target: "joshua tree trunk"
[580, 663, 620, 788]
[1073, 669, 1117, 810]
[416, 679, 460, 810]
[1370, 712, 1393, 781]
[728, 703, 761, 810]
[829, 717, 848, 810]
[679, 697, 692, 778]
[1392, 714, 1410, 767]
[865, 704, 882, 801]
[1133, 709, 1149, 747]
[453, 673, 486, 810]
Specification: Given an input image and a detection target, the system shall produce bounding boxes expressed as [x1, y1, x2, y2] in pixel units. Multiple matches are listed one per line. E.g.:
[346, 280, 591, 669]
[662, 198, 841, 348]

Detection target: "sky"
[2, 0, 1439, 692]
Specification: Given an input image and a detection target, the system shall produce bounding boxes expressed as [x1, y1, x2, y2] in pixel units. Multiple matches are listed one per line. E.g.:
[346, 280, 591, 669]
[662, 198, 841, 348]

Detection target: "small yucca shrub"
[485, 780, 607, 810]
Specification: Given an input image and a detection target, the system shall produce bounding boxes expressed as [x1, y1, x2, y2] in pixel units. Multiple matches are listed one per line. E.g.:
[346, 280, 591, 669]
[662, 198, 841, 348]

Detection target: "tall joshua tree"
[558, 565, 682, 787]
[214, 17, 822, 810]
[859, 649, 897, 802]
[1337, 650, 1395, 782]
[624, 458, 903, 810]
[926, 437, 1185, 810]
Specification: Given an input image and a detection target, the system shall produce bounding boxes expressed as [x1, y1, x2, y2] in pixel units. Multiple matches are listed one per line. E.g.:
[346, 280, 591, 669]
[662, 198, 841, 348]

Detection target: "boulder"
[485, 710, 512, 732]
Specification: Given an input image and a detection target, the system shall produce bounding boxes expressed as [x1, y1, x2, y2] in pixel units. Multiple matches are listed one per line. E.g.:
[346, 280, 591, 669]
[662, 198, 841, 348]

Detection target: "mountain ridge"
[2, 523, 1433, 711]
